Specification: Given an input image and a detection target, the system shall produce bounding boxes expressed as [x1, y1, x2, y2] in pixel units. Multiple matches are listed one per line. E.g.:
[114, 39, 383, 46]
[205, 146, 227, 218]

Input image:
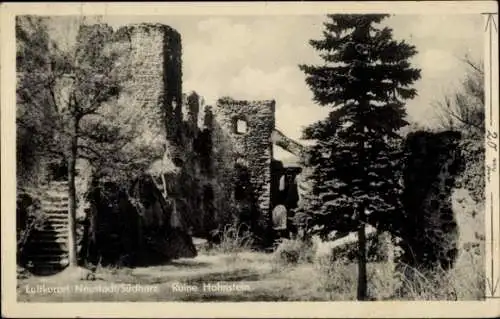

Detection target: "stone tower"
[213, 98, 276, 227]
[114, 23, 183, 144]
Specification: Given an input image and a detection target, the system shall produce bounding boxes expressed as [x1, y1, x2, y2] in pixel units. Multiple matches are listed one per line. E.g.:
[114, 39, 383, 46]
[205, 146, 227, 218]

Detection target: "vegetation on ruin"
[298, 14, 421, 300]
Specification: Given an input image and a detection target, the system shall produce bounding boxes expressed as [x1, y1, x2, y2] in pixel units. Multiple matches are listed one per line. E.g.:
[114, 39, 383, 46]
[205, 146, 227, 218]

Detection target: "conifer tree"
[299, 14, 421, 300]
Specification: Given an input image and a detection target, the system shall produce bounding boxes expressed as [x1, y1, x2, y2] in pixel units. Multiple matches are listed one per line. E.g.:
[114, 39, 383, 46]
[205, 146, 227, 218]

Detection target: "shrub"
[314, 230, 396, 265]
[273, 238, 316, 266]
[17, 188, 47, 265]
[17, 265, 31, 280]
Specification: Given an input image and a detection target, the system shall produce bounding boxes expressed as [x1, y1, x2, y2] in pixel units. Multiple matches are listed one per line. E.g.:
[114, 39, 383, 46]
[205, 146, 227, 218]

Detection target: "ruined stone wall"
[212, 98, 276, 233]
[401, 131, 464, 270]
[81, 23, 279, 257]
[80, 23, 190, 265]
[207, 105, 247, 231]
[111, 23, 224, 239]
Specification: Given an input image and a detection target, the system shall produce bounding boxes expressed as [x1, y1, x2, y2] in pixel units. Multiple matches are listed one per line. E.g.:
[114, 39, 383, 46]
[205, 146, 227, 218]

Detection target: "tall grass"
[394, 248, 485, 300]
[208, 223, 255, 254]
[311, 245, 485, 300]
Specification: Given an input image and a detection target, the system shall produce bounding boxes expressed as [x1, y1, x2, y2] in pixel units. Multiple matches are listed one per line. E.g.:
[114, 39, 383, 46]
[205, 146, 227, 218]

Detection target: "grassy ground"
[17, 245, 485, 302]
[18, 252, 305, 302]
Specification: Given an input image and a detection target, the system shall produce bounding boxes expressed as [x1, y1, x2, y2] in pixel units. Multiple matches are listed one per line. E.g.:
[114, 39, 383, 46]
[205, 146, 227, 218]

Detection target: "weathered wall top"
[117, 23, 179, 33]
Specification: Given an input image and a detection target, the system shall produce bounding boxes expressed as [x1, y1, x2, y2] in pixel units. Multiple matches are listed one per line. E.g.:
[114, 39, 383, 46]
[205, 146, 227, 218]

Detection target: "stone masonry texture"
[214, 98, 276, 229]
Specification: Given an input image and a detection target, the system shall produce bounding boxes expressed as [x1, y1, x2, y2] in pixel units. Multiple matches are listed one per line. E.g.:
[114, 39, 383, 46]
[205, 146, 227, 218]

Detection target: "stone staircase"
[24, 181, 70, 275]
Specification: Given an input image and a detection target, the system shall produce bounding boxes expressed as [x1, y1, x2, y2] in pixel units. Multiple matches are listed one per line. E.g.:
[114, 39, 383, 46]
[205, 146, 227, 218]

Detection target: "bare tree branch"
[434, 55, 484, 133]
[447, 107, 483, 131]
[77, 144, 102, 160]
[461, 55, 484, 75]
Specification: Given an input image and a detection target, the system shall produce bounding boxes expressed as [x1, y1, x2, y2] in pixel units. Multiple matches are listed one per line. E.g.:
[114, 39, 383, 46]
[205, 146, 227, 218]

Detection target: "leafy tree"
[45, 22, 124, 267]
[299, 14, 421, 300]
[16, 17, 64, 266]
[16, 16, 60, 186]
[434, 56, 484, 136]
[17, 17, 164, 268]
[434, 56, 485, 203]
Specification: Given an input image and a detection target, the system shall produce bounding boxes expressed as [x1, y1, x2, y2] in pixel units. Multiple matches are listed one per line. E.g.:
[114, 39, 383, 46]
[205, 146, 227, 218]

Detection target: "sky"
[47, 14, 484, 159]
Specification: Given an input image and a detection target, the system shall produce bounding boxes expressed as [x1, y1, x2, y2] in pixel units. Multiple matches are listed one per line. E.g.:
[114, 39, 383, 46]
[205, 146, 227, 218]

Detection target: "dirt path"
[18, 252, 323, 302]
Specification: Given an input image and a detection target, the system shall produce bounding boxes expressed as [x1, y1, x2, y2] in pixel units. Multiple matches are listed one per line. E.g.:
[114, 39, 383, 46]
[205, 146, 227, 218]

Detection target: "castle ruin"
[20, 22, 306, 270]
[17, 21, 477, 275]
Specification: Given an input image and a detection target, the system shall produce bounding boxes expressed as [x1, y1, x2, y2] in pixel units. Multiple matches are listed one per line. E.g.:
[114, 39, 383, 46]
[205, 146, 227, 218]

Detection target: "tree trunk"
[357, 106, 368, 301]
[67, 117, 78, 267]
[357, 208, 368, 300]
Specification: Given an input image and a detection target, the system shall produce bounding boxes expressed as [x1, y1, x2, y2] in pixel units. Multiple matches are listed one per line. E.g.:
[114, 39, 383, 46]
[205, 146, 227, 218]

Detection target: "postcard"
[1, 1, 499, 318]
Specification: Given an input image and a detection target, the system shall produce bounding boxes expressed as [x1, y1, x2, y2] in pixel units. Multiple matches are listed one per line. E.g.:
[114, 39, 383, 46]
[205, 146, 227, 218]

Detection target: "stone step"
[41, 182, 68, 187]
[42, 208, 69, 213]
[33, 246, 68, 253]
[36, 228, 68, 235]
[35, 231, 69, 238]
[43, 190, 68, 196]
[44, 208, 69, 216]
[27, 259, 69, 267]
[42, 197, 69, 204]
[43, 199, 67, 204]
[34, 237, 68, 244]
[33, 232, 68, 239]
[27, 241, 67, 248]
[42, 188, 69, 195]
[43, 207, 69, 212]
[43, 191, 68, 196]
[41, 187, 69, 194]
[25, 180, 71, 275]
[44, 215, 69, 221]
[43, 188, 68, 195]
[32, 245, 68, 252]
[44, 211, 69, 217]
[38, 223, 68, 232]
[42, 225, 68, 232]
[30, 257, 68, 264]
[42, 206, 69, 213]
[46, 181, 69, 187]
[43, 213, 69, 219]
[33, 238, 69, 244]
[42, 215, 69, 222]
[30, 253, 69, 259]
[35, 227, 68, 234]
[41, 202, 69, 208]
[45, 221, 69, 227]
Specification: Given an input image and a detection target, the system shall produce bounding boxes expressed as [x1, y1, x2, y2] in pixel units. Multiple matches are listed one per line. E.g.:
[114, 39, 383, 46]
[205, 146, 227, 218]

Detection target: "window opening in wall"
[234, 162, 250, 201]
[236, 119, 248, 134]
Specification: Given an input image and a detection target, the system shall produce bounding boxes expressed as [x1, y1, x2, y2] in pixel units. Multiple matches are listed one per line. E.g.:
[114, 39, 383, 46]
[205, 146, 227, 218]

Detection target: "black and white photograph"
[1, 1, 499, 317]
